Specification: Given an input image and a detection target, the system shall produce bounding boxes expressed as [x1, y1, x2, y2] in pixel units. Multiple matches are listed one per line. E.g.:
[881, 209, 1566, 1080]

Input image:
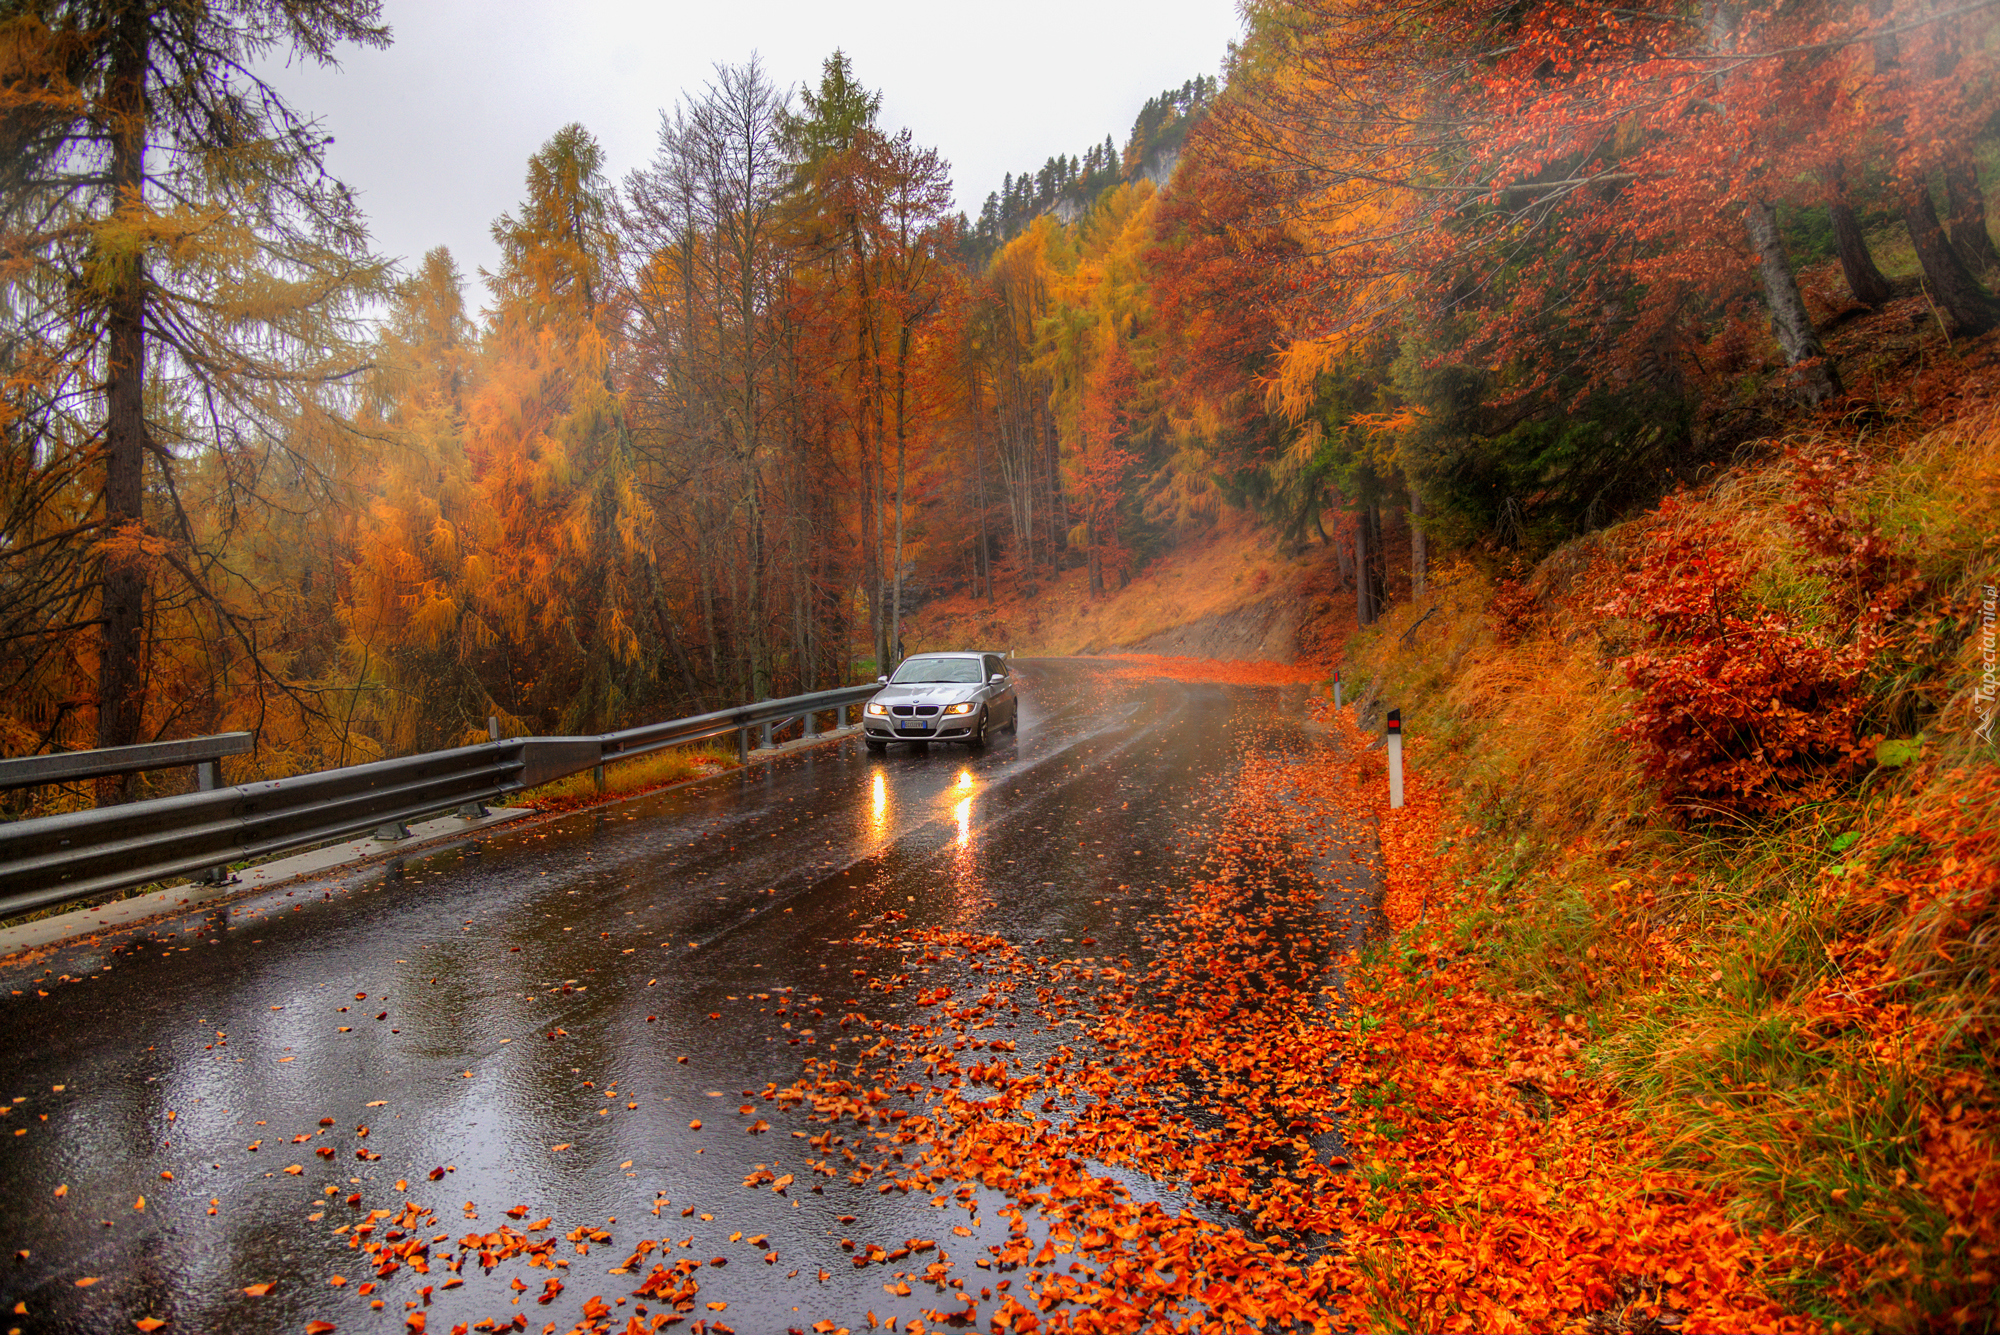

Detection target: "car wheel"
[864, 737, 886, 754]
[967, 710, 989, 749]
[1006, 704, 1019, 733]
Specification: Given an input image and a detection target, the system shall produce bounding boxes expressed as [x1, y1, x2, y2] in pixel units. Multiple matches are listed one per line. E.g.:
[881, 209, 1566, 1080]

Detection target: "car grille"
[890, 704, 940, 716]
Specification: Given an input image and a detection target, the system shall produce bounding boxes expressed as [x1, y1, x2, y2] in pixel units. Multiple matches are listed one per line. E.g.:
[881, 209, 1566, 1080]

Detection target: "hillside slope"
[1324, 395, 1999, 1329]
[907, 508, 1355, 663]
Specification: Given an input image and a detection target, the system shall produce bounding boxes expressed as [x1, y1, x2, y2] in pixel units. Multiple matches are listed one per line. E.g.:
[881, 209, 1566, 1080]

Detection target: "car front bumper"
[864, 707, 981, 741]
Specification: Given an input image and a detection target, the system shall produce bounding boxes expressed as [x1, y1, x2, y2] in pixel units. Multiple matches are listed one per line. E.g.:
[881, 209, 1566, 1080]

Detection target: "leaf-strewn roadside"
[1331, 402, 2000, 1331]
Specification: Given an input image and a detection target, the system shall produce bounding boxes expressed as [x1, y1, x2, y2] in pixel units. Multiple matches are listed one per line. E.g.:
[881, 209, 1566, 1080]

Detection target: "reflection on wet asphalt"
[0, 659, 1364, 1333]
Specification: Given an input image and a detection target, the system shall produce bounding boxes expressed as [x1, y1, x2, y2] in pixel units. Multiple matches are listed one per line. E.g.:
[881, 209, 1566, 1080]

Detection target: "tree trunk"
[1904, 185, 2000, 336]
[699, 531, 719, 693]
[1408, 485, 1427, 598]
[1744, 198, 1840, 404]
[652, 575, 701, 706]
[969, 362, 992, 605]
[889, 321, 910, 671]
[96, 6, 151, 805]
[1943, 154, 2000, 276]
[1829, 190, 1894, 308]
[1369, 505, 1386, 618]
[1354, 508, 1375, 627]
[744, 473, 767, 700]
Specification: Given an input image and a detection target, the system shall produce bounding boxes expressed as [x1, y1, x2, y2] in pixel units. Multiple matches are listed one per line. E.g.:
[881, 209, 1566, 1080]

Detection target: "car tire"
[1006, 704, 1019, 733]
[864, 737, 887, 754]
[968, 710, 989, 749]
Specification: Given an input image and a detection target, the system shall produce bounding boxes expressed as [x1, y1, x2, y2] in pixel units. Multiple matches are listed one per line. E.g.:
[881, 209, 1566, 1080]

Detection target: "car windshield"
[889, 657, 982, 685]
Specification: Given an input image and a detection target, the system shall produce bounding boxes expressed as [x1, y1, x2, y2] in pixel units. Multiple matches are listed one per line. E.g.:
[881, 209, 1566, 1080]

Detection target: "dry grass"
[1337, 399, 2000, 1329]
[517, 744, 733, 812]
[909, 507, 1342, 657]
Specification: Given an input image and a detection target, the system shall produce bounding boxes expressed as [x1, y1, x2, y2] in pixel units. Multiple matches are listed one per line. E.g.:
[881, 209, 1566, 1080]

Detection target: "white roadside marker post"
[1387, 707, 1404, 809]
[1333, 668, 1343, 710]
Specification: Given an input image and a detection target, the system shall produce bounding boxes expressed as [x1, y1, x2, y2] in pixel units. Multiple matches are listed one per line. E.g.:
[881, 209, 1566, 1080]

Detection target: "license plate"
[897, 721, 932, 733]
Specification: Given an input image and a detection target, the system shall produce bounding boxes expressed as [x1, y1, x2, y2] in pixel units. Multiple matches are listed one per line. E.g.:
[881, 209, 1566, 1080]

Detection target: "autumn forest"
[8, 1, 2000, 1330]
[2, 0, 1997, 792]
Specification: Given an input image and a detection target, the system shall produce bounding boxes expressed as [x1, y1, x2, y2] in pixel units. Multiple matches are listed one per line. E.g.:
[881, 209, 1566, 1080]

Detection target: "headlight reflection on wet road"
[954, 769, 975, 846]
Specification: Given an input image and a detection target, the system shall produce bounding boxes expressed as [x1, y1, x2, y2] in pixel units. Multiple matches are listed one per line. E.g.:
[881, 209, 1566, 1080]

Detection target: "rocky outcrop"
[1140, 145, 1180, 189]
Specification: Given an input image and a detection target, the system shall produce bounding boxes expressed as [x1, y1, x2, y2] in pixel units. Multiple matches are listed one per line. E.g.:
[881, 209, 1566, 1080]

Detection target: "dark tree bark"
[967, 360, 993, 604]
[95, 4, 150, 804]
[1905, 186, 2000, 336]
[1744, 198, 1840, 404]
[1408, 486, 1427, 597]
[1366, 505, 1386, 619]
[1943, 154, 2000, 276]
[1829, 192, 1894, 308]
[1353, 509, 1374, 627]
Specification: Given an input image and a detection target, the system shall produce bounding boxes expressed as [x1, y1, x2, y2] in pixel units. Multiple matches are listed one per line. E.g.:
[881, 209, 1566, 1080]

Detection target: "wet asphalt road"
[0, 659, 1371, 1334]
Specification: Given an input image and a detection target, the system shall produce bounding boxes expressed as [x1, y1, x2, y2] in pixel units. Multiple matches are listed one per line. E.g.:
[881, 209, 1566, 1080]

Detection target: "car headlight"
[943, 702, 976, 715]
[866, 702, 889, 716]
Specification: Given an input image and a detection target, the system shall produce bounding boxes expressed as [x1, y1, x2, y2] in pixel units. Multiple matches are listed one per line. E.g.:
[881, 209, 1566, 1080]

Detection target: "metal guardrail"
[0, 683, 882, 921]
[0, 732, 253, 791]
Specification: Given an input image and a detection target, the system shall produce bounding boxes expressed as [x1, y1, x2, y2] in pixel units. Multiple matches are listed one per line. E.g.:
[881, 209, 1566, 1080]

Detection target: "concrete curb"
[746, 723, 862, 760]
[0, 723, 870, 963]
[0, 805, 533, 962]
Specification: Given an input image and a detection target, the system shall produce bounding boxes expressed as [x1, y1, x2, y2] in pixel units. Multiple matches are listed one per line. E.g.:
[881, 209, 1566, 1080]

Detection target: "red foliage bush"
[1602, 497, 1873, 820]
[1489, 576, 1540, 646]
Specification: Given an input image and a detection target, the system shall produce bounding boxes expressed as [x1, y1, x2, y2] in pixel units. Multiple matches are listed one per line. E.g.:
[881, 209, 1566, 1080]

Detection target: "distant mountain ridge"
[962, 76, 1216, 264]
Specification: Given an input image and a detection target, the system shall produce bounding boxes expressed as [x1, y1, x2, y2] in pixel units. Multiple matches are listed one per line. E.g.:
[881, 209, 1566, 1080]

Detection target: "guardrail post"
[196, 760, 232, 884]
[1387, 707, 1404, 810]
[804, 708, 818, 740]
[759, 701, 773, 752]
[454, 715, 504, 817]
[736, 727, 749, 765]
[455, 716, 503, 817]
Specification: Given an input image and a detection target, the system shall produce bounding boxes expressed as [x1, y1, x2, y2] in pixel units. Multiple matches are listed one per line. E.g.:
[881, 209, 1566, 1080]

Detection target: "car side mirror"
[877, 675, 888, 684]
[990, 673, 1006, 683]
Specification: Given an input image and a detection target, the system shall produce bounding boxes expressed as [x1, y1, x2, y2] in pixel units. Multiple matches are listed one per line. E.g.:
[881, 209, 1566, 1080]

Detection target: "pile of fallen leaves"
[307, 695, 1828, 1335]
[1308, 706, 1816, 1333]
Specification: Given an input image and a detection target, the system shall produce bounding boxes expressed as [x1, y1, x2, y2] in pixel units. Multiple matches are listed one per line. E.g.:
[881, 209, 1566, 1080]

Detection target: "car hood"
[873, 683, 980, 705]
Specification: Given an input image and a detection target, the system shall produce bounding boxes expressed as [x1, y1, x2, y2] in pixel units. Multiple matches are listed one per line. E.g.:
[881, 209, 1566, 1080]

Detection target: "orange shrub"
[1602, 497, 1871, 820]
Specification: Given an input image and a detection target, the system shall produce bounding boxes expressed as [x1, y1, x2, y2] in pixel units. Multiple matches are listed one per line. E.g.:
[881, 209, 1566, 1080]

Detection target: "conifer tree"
[0, 0, 389, 797]
[472, 125, 655, 733]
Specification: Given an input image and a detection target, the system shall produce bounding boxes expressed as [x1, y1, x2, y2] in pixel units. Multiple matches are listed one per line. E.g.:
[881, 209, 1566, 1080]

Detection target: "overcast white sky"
[260, 1, 1245, 288]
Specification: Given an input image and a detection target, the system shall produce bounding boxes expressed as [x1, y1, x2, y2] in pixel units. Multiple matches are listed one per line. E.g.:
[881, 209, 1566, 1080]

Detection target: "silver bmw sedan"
[862, 651, 1018, 751]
